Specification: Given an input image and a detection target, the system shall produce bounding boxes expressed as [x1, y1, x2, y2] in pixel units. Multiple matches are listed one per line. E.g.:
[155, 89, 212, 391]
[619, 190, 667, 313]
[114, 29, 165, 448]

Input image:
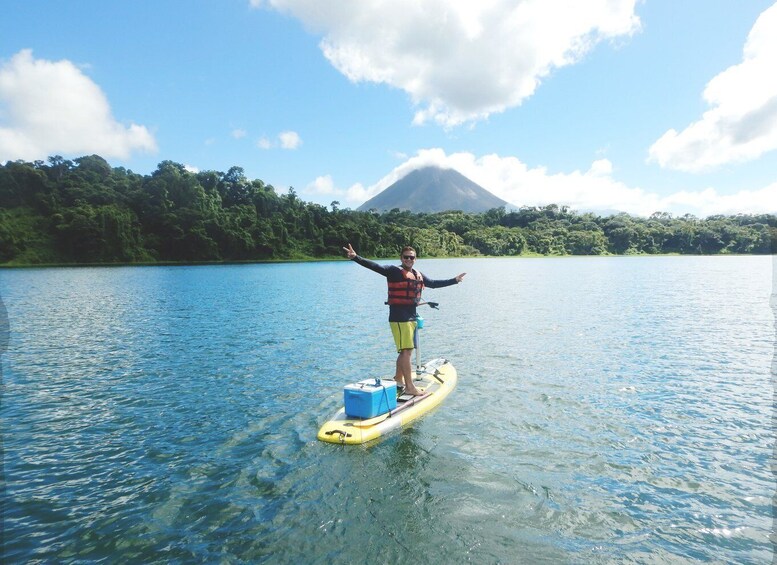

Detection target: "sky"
[1, 0, 776, 217]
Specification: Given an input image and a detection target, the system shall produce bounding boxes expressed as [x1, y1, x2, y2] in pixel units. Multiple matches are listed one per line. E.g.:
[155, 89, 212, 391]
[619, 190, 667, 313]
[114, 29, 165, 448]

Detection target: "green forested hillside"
[0, 155, 774, 265]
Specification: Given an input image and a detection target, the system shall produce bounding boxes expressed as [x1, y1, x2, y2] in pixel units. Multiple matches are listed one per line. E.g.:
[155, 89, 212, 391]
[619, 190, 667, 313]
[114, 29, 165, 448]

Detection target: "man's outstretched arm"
[343, 243, 392, 277]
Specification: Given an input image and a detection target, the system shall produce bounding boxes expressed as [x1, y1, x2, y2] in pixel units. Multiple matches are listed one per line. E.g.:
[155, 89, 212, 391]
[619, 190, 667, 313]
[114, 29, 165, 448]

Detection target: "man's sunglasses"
[402, 255, 416, 260]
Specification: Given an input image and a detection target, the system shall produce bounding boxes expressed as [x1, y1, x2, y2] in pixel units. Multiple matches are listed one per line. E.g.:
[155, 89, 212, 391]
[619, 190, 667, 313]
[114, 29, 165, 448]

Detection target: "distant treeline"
[0, 155, 774, 265]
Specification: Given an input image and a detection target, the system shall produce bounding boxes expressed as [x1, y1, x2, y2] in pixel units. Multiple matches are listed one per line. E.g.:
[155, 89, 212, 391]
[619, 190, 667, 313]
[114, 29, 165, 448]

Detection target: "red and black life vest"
[387, 268, 424, 306]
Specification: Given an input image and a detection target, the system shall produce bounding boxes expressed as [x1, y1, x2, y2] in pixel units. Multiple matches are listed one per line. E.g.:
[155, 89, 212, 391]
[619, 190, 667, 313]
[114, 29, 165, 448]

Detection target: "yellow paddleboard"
[317, 358, 457, 445]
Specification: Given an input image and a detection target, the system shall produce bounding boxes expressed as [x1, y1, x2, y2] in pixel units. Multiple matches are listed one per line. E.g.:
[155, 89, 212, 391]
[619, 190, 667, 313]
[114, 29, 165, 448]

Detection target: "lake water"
[0, 256, 774, 564]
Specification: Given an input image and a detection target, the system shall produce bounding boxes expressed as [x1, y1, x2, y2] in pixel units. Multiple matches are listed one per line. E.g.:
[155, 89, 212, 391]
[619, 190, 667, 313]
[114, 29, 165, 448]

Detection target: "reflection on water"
[0, 256, 773, 563]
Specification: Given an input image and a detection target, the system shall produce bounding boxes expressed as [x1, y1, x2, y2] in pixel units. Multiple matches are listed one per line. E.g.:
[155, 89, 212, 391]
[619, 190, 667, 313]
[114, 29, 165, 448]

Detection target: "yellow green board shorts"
[390, 321, 417, 352]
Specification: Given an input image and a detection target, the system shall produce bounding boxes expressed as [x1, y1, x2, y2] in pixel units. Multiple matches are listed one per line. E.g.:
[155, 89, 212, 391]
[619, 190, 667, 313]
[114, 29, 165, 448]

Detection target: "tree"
[218, 166, 255, 207]
[53, 204, 145, 262]
[604, 215, 638, 254]
[464, 226, 526, 255]
[566, 229, 608, 255]
[0, 160, 50, 209]
[1, 154, 775, 264]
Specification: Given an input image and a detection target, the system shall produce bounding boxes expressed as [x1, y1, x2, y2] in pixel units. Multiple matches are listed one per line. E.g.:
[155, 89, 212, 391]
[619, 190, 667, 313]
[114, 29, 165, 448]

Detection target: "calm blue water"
[1, 256, 774, 564]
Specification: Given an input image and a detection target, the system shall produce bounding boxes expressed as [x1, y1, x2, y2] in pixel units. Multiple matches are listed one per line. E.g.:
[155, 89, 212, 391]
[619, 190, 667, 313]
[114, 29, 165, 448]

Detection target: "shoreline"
[1, 252, 772, 269]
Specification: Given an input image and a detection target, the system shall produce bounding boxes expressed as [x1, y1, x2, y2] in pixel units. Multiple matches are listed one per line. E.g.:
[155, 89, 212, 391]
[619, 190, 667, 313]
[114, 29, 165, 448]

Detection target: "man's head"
[400, 246, 416, 269]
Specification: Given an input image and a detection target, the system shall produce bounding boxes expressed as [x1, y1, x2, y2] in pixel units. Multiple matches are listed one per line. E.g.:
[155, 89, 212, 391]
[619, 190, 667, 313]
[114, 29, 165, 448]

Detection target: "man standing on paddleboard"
[343, 244, 466, 396]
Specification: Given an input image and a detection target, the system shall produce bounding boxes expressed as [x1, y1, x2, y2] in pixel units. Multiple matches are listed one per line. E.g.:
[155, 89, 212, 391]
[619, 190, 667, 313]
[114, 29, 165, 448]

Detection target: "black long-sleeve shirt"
[352, 255, 458, 322]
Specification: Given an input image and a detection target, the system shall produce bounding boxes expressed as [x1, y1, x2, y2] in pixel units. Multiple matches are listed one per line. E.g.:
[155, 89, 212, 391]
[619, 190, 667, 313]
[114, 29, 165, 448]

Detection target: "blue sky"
[1, 0, 775, 216]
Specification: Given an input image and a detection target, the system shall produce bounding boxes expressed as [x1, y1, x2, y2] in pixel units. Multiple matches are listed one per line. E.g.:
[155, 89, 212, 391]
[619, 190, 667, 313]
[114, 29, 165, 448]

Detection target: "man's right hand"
[343, 243, 357, 259]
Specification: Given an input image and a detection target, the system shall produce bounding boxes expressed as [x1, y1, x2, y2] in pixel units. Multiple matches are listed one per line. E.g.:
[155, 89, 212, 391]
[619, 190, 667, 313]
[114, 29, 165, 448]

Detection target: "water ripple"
[1, 257, 773, 563]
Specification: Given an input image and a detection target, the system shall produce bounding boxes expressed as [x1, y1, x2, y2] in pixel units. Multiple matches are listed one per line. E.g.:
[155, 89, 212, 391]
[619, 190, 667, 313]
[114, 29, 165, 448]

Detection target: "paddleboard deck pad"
[317, 358, 457, 445]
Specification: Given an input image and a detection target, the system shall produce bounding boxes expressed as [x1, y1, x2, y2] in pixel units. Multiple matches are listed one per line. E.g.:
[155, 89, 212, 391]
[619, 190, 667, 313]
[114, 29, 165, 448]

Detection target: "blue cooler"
[344, 378, 397, 418]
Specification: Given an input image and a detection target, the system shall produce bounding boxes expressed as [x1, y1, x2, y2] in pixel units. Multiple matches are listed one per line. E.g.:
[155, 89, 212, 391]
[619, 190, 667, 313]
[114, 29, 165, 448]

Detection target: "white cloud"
[252, 0, 640, 126]
[257, 136, 272, 149]
[256, 131, 302, 149]
[648, 3, 777, 172]
[317, 148, 776, 216]
[0, 49, 157, 162]
[279, 130, 302, 149]
[231, 128, 247, 139]
[304, 174, 369, 205]
[307, 175, 338, 196]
